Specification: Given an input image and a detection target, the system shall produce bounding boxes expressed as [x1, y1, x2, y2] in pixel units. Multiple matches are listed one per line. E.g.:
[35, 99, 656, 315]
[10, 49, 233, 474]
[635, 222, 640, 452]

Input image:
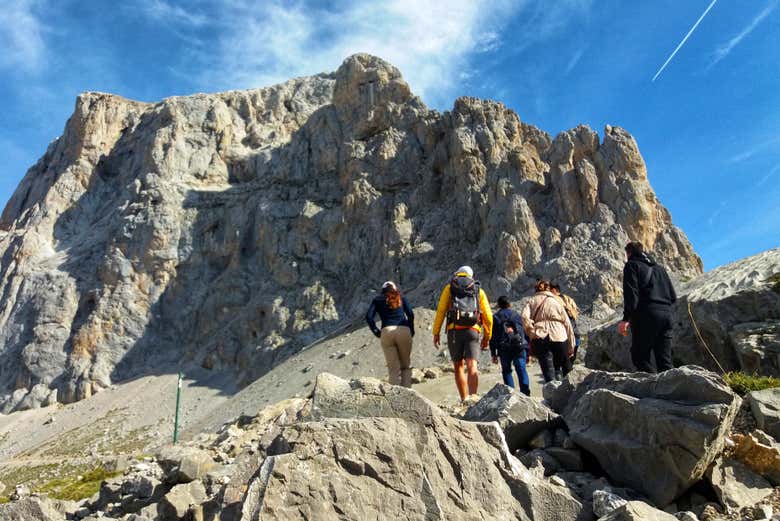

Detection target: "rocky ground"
[0, 306, 544, 501]
[4, 363, 780, 520]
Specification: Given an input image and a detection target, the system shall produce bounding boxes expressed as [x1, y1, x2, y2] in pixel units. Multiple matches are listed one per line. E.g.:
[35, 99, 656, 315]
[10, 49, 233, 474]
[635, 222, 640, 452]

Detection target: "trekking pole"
[173, 371, 183, 444]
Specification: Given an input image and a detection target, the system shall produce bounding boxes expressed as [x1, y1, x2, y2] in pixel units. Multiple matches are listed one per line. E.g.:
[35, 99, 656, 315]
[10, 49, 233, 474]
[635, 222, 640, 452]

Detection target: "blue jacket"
[366, 295, 415, 337]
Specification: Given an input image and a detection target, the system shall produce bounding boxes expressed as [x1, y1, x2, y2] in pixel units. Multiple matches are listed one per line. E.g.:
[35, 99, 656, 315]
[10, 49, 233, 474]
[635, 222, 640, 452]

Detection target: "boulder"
[246, 374, 589, 520]
[160, 481, 207, 519]
[156, 445, 216, 483]
[256, 417, 588, 521]
[748, 388, 780, 441]
[564, 366, 741, 505]
[463, 383, 562, 450]
[305, 372, 441, 425]
[705, 457, 773, 512]
[587, 248, 780, 374]
[519, 449, 561, 476]
[0, 497, 65, 520]
[545, 447, 584, 472]
[592, 489, 628, 518]
[598, 501, 678, 520]
[731, 431, 780, 485]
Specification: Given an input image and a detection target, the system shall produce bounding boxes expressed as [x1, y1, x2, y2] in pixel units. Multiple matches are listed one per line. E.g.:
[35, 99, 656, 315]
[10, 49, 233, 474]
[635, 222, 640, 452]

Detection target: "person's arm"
[489, 313, 499, 358]
[622, 262, 640, 321]
[521, 298, 534, 335]
[403, 297, 415, 337]
[432, 285, 450, 347]
[479, 289, 493, 346]
[365, 299, 381, 338]
[667, 269, 677, 304]
[564, 311, 576, 354]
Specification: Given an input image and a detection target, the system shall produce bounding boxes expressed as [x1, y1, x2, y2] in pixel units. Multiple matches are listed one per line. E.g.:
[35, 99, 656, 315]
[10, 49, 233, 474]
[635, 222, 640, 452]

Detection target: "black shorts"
[447, 329, 480, 361]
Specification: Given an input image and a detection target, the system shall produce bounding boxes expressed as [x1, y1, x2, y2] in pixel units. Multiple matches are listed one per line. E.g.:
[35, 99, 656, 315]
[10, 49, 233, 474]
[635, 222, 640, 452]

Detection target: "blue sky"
[0, 0, 778, 270]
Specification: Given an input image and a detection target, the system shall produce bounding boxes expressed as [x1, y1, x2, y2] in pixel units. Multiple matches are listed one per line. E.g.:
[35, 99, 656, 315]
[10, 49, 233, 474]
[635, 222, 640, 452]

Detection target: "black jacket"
[622, 253, 677, 321]
[489, 308, 528, 357]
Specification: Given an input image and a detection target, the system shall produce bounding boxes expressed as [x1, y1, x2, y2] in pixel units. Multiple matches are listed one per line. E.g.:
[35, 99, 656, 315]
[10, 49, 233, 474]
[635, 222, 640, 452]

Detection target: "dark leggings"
[534, 338, 571, 383]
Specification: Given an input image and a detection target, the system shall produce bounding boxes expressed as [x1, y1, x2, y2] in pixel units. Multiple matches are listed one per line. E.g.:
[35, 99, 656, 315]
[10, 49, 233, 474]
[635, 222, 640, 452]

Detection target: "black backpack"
[497, 316, 526, 352]
[447, 276, 481, 327]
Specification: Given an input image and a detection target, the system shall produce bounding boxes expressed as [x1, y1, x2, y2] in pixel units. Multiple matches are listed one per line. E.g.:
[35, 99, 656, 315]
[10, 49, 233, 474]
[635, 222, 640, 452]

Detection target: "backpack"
[497, 316, 527, 353]
[447, 276, 481, 327]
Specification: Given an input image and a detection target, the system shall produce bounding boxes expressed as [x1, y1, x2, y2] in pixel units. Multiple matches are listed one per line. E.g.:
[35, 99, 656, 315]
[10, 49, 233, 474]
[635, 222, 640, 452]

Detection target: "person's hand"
[480, 337, 489, 350]
[491, 356, 498, 365]
[433, 334, 440, 349]
[617, 321, 630, 337]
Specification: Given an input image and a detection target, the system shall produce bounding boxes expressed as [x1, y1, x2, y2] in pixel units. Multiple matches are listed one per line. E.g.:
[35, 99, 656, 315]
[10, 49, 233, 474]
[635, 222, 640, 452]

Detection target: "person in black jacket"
[365, 281, 415, 387]
[618, 241, 677, 372]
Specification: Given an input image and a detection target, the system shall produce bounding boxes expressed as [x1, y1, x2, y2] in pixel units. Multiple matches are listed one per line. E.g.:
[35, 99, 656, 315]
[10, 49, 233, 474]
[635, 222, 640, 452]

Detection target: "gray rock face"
[247, 373, 589, 520]
[0, 498, 65, 521]
[748, 388, 780, 441]
[705, 457, 773, 512]
[560, 366, 741, 506]
[463, 382, 562, 451]
[597, 501, 677, 521]
[587, 248, 780, 374]
[0, 53, 701, 411]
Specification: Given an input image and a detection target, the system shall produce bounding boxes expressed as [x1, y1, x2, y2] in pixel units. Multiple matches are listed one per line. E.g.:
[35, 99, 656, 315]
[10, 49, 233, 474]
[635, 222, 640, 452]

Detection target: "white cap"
[382, 281, 397, 290]
[455, 265, 473, 277]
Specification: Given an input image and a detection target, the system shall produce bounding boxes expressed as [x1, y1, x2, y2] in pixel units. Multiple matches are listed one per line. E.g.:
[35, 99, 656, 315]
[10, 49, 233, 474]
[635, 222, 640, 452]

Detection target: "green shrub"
[723, 371, 780, 396]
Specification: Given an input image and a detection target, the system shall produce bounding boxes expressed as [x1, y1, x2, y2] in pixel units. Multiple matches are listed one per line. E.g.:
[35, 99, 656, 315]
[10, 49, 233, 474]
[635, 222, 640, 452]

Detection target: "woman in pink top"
[521, 280, 576, 382]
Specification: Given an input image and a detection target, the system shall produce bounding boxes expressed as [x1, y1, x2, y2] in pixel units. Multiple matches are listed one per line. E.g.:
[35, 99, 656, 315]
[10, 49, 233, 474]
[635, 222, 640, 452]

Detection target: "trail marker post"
[173, 371, 183, 444]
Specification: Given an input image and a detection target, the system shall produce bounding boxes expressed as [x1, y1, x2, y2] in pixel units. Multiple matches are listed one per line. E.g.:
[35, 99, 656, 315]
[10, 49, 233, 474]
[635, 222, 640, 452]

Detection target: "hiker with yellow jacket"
[432, 266, 493, 402]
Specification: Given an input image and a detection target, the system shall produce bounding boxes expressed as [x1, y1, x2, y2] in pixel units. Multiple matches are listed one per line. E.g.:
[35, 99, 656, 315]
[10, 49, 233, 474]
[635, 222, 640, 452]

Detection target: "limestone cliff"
[0, 54, 701, 411]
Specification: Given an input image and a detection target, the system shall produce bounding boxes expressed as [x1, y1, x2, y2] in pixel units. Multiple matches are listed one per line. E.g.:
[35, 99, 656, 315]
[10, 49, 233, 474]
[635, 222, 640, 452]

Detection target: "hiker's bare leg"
[453, 359, 468, 400]
[466, 358, 479, 396]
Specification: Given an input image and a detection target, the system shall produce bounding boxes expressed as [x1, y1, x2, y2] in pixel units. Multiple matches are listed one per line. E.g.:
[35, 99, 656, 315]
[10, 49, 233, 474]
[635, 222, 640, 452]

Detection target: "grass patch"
[0, 496, 9, 504]
[37, 466, 120, 501]
[724, 371, 780, 396]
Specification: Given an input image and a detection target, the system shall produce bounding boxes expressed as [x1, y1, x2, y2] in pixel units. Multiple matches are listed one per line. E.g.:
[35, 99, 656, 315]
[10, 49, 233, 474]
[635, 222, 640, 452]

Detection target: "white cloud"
[139, 0, 209, 27]
[203, 0, 519, 106]
[134, 0, 591, 108]
[729, 136, 780, 163]
[565, 48, 585, 75]
[711, 0, 777, 67]
[0, 0, 47, 73]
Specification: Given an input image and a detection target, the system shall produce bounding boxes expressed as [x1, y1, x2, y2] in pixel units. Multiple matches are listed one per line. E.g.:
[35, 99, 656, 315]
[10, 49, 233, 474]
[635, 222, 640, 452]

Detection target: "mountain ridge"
[0, 53, 702, 412]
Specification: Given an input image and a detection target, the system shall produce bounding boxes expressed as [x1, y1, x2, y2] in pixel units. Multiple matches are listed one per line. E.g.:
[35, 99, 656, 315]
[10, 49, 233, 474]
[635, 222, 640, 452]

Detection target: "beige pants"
[380, 326, 413, 387]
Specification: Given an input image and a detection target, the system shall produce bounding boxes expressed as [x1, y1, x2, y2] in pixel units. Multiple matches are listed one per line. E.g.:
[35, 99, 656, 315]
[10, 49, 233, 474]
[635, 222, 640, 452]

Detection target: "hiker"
[432, 266, 493, 401]
[365, 281, 415, 387]
[618, 241, 677, 373]
[490, 296, 531, 396]
[550, 282, 580, 379]
[521, 280, 575, 383]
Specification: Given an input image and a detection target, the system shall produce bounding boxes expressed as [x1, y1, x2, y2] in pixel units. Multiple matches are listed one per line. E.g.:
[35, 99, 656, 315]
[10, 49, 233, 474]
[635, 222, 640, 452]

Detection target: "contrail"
[652, 0, 718, 82]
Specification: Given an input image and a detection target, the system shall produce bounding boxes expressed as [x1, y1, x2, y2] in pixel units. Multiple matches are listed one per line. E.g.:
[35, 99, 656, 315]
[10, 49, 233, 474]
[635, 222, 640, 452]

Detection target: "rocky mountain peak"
[0, 54, 702, 412]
